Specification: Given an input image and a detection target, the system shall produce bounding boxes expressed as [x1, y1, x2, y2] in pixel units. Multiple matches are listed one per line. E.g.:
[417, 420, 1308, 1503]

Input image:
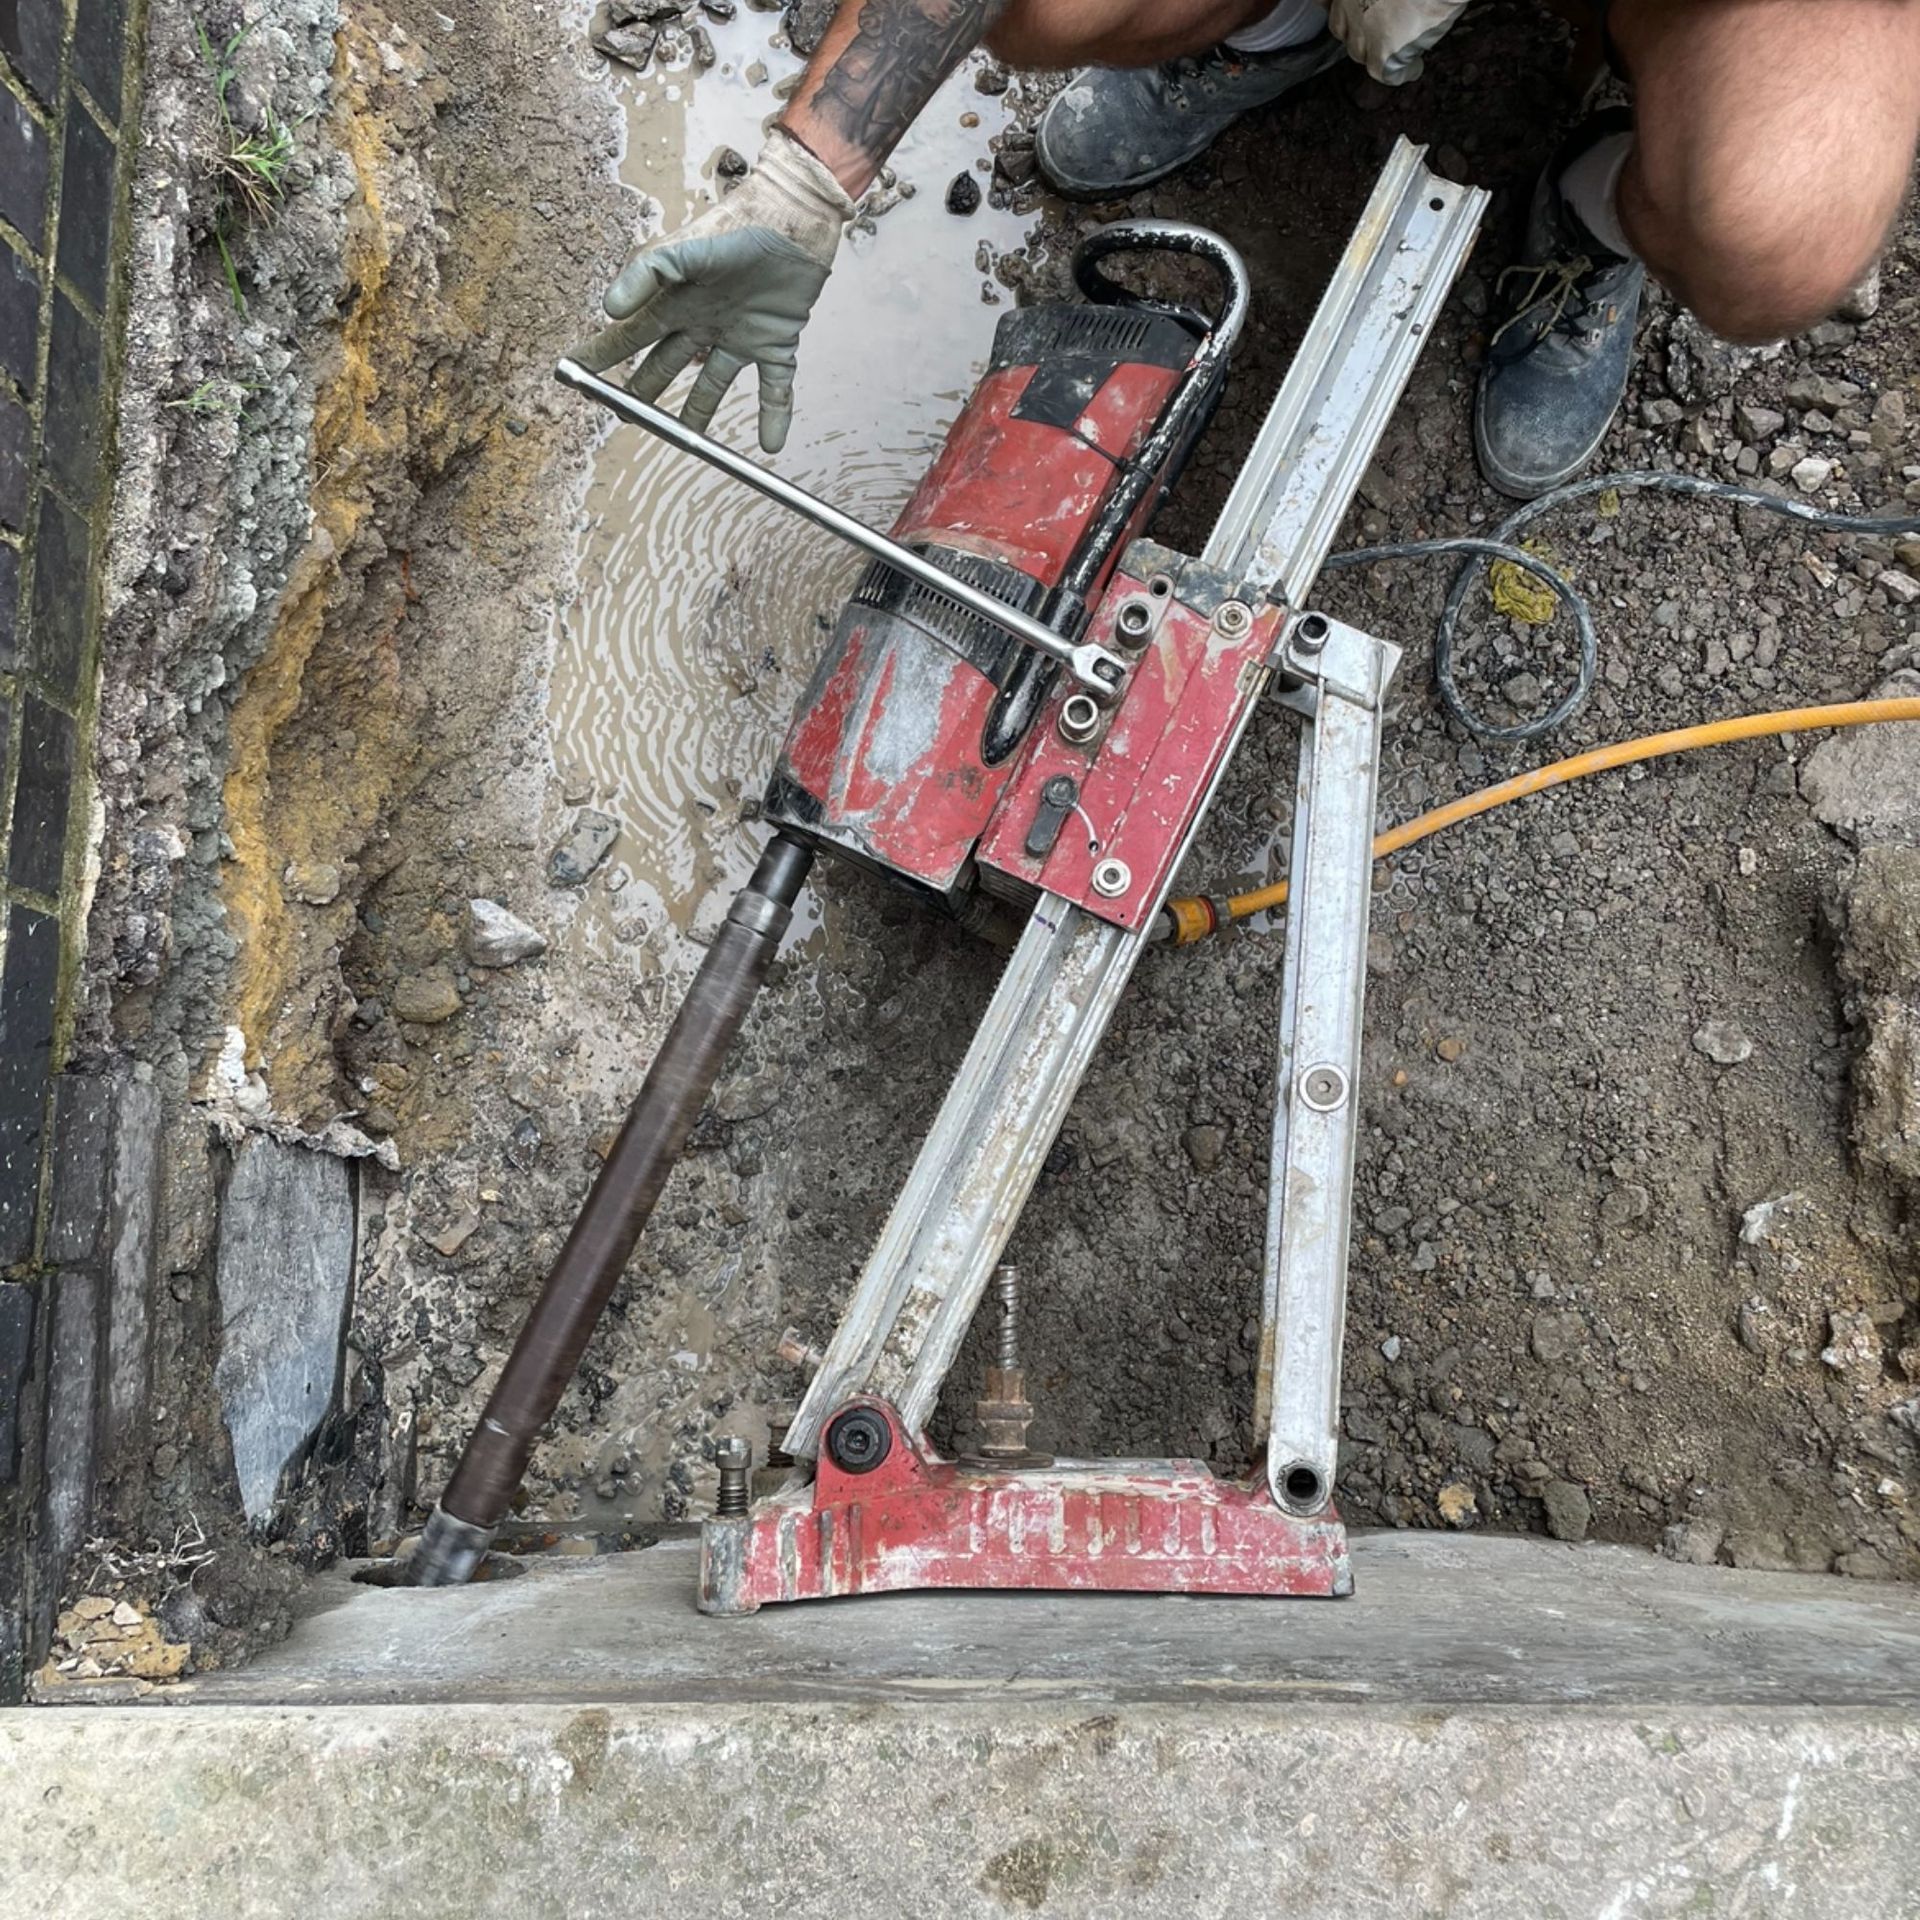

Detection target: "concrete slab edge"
[3, 1701, 1917, 1917]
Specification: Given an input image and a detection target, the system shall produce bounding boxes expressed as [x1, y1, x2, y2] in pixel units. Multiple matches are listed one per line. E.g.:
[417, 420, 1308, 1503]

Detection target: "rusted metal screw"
[714, 1435, 751, 1517]
[995, 1262, 1021, 1370]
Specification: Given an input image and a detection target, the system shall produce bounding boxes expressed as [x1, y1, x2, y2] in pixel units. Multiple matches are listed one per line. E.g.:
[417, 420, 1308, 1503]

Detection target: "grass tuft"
[195, 19, 297, 312]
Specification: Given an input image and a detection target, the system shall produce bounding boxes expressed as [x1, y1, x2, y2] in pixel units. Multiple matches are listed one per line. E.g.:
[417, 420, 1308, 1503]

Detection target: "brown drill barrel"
[407, 834, 813, 1584]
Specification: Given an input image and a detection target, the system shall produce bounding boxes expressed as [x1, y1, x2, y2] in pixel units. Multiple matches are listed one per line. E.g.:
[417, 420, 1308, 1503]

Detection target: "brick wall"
[0, 0, 142, 1699]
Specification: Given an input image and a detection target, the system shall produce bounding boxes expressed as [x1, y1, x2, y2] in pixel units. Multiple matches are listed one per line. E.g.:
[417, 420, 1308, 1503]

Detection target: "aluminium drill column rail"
[784, 142, 1485, 1462]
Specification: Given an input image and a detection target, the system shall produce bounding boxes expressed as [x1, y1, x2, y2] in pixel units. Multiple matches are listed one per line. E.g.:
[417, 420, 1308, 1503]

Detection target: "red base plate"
[699, 1399, 1350, 1614]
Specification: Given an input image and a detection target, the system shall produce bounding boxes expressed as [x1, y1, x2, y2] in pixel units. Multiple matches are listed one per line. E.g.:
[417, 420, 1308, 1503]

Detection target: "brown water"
[551, 19, 1037, 965]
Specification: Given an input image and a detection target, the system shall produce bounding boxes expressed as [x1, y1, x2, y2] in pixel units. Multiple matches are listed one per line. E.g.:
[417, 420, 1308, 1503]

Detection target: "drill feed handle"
[553, 359, 1131, 705]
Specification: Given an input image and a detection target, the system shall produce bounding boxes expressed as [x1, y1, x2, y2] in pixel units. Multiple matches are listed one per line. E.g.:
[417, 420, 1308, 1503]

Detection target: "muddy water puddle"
[551, 19, 1038, 969]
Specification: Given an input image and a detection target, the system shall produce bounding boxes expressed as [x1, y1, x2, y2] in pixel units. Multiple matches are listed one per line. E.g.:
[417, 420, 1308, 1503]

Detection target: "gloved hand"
[1326, 0, 1469, 84]
[573, 126, 856, 454]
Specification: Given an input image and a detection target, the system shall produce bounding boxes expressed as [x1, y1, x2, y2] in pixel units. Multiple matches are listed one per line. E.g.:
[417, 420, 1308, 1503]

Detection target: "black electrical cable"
[1322, 469, 1920, 745]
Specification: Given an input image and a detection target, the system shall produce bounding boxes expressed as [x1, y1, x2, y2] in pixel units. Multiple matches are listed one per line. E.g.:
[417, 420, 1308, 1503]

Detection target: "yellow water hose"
[1162, 697, 1920, 945]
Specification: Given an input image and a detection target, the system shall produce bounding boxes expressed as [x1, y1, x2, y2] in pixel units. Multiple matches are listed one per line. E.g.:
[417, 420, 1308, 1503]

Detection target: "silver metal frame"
[1211, 139, 1485, 604]
[1258, 615, 1399, 1515]
[785, 143, 1485, 1469]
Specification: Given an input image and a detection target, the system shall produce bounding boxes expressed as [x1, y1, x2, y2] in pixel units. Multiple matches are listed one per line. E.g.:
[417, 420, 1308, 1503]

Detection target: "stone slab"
[213, 1137, 354, 1525]
[8, 1539, 1920, 1913]
[2, 1698, 1915, 1917]
[186, 1531, 1920, 1710]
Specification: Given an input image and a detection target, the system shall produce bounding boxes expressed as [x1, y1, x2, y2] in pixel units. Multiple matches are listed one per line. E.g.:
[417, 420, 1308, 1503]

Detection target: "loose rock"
[550, 808, 620, 886]
[1541, 1480, 1592, 1543]
[1181, 1124, 1224, 1173]
[1530, 1310, 1582, 1365]
[945, 171, 981, 216]
[466, 899, 548, 968]
[591, 13, 659, 68]
[391, 968, 463, 1025]
[1691, 1019, 1753, 1065]
[1821, 1309, 1880, 1386]
[283, 859, 344, 906]
[785, 0, 837, 54]
[1598, 1183, 1651, 1228]
[1660, 1518, 1725, 1566]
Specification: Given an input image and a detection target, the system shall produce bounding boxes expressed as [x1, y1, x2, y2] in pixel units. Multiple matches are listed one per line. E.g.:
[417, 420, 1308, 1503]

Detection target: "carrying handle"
[1071, 221, 1252, 354]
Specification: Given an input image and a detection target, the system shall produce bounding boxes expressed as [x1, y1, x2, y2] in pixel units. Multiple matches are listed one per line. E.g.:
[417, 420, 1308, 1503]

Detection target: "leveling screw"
[996, 1261, 1021, 1370]
[714, 1435, 751, 1516]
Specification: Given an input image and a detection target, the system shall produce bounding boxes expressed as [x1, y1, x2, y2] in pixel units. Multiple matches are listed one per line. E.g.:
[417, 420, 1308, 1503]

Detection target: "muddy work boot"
[1473, 115, 1647, 500]
[1034, 36, 1345, 197]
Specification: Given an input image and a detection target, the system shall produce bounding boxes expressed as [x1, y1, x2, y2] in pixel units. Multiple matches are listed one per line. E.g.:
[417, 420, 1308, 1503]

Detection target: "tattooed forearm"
[784, 0, 1011, 190]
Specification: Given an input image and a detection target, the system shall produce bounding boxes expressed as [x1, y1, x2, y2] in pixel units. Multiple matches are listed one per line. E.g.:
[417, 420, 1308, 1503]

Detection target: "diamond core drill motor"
[408, 149, 1487, 1609]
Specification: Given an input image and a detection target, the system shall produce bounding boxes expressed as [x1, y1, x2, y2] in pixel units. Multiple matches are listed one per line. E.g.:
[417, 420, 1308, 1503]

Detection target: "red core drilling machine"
[405, 142, 1487, 1611]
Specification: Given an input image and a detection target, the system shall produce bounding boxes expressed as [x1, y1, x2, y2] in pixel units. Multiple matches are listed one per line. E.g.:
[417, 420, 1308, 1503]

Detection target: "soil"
[66, 0, 1919, 1671]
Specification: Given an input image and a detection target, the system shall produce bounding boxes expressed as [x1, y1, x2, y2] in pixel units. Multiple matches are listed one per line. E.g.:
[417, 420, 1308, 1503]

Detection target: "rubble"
[549, 808, 620, 886]
[465, 899, 548, 968]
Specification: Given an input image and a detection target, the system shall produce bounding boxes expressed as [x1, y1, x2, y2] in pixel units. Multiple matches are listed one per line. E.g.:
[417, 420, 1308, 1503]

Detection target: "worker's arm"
[573, 0, 1003, 454]
[782, 0, 1010, 195]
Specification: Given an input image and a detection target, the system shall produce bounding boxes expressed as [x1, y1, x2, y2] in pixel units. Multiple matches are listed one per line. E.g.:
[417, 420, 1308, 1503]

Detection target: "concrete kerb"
[3, 1698, 1917, 1917]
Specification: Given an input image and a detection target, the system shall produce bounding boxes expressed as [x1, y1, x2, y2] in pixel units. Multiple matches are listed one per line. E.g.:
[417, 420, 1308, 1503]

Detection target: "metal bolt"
[1091, 857, 1132, 898]
[714, 1436, 751, 1516]
[1300, 1064, 1347, 1110]
[1059, 693, 1102, 745]
[1292, 611, 1330, 655]
[1042, 774, 1078, 807]
[1115, 596, 1156, 649]
[1213, 599, 1253, 639]
[995, 1262, 1021, 1370]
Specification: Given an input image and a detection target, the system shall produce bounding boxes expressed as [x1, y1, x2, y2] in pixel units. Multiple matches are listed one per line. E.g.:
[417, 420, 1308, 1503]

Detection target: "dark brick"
[71, 0, 129, 122]
[0, 79, 48, 246]
[0, 1280, 31, 1482]
[46, 1073, 113, 1264]
[0, 542, 16, 665]
[40, 290, 100, 504]
[0, 0, 61, 106]
[9, 691, 71, 896]
[0, 240, 37, 393]
[27, 484, 86, 695]
[0, 904, 61, 1264]
[54, 103, 114, 310]
[0, 389, 25, 528]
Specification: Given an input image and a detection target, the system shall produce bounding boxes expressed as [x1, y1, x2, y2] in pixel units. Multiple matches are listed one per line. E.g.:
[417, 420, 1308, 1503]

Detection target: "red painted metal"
[892, 362, 1183, 581]
[700, 1400, 1350, 1613]
[977, 571, 1285, 932]
[765, 349, 1187, 904]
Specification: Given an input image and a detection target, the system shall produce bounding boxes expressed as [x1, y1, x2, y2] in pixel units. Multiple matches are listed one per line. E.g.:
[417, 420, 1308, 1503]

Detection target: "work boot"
[1034, 35, 1345, 198]
[1473, 112, 1646, 500]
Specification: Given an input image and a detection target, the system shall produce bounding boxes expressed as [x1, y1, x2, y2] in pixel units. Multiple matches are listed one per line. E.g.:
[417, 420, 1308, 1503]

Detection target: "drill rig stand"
[407, 142, 1485, 1609]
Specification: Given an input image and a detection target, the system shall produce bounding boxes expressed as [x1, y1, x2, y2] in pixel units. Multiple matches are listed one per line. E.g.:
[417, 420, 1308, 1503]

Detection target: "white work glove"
[573, 126, 856, 454]
[1326, 0, 1470, 84]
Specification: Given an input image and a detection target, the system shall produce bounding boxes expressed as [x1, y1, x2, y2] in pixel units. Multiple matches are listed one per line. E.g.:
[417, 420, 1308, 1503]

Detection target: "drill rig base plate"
[698, 1399, 1350, 1615]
